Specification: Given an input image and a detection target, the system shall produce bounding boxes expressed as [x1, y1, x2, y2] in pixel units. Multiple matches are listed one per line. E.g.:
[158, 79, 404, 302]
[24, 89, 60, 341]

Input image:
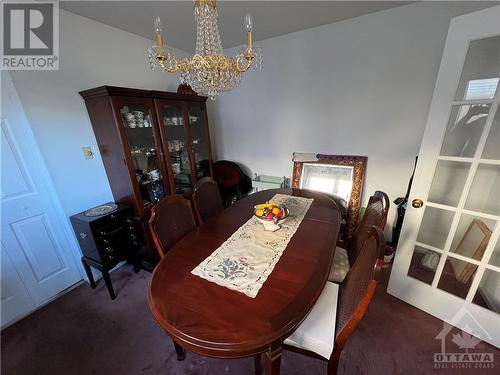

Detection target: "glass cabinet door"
[117, 99, 166, 208]
[187, 104, 212, 179]
[159, 102, 194, 194]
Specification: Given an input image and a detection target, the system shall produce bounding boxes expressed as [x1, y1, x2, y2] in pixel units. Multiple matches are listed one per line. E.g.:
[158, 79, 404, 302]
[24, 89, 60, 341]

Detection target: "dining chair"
[192, 177, 223, 224]
[148, 195, 196, 258]
[213, 160, 252, 207]
[329, 190, 389, 283]
[280, 226, 385, 375]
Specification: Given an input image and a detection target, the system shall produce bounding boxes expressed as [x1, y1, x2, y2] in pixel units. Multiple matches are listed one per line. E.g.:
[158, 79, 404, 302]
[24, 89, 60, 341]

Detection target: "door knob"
[412, 199, 424, 208]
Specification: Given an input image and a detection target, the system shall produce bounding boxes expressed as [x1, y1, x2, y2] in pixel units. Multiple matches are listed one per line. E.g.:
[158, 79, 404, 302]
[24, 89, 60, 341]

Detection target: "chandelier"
[148, 0, 262, 99]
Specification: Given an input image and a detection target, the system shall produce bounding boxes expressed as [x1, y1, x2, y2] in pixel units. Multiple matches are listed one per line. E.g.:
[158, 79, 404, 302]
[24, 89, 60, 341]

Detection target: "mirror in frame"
[291, 153, 367, 240]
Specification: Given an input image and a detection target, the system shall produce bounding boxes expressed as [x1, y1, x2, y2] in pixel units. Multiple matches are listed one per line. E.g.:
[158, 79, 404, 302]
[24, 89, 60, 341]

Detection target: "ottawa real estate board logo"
[1, 1, 59, 70]
[434, 308, 494, 370]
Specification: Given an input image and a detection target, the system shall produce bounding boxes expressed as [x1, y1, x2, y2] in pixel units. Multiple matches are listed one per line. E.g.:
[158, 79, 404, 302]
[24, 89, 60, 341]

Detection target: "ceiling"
[60, 1, 415, 51]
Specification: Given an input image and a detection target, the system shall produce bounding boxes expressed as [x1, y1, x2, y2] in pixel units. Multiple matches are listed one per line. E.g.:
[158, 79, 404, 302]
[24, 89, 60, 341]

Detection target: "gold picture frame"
[292, 154, 367, 240]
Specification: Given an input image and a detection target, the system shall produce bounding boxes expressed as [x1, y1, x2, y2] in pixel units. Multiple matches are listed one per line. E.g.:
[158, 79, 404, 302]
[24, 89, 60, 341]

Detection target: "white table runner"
[191, 194, 313, 298]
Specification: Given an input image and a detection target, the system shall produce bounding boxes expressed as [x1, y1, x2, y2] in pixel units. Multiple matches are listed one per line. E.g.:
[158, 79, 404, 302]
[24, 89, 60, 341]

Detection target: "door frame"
[1, 71, 86, 283]
[387, 6, 500, 348]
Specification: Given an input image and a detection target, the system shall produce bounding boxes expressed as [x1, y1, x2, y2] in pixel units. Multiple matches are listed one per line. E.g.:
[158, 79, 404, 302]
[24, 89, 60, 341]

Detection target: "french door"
[388, 6, 500, 348]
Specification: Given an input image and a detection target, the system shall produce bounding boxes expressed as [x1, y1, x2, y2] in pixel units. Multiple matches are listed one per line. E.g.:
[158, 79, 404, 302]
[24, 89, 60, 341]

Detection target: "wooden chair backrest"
[360, 191, 390, 230]
[192, 177, 224, 224]
[347, 190, 389, 265]
[335, 226, 384, 352]
[148, 195, 196, 258]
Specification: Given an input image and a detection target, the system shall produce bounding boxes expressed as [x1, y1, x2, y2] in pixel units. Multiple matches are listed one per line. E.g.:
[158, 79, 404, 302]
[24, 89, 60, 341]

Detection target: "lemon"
[255, 208, 264, 217]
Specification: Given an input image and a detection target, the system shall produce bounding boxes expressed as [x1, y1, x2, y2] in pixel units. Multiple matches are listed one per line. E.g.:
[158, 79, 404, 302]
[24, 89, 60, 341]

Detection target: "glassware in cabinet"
[187, 104, 212, 179]
[159, 103, 194, 194]
[119, 101, 166, 207]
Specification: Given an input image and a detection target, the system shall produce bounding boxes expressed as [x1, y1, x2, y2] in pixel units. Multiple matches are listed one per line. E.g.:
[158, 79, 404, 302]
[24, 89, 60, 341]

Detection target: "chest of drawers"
[70, 203, 142, 299]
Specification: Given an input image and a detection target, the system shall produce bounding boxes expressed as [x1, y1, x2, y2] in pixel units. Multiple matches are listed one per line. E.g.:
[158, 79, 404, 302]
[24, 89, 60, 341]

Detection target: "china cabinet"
[79, 85, 213, 267]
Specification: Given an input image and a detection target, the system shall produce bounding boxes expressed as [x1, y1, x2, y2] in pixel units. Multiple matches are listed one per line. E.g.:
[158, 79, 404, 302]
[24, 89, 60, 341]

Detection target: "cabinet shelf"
[123, 126, 154, 130]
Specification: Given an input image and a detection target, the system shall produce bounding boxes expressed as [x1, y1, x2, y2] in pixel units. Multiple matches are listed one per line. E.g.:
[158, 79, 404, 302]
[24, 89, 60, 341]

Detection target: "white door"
[388, 6, 500, 348]
[1, 72, 82, 328]
[1, 243, 36, 326]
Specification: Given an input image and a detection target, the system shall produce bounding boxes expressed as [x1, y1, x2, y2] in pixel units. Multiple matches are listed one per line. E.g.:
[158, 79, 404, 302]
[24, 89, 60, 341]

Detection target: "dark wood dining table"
[148, 188, 341, 374]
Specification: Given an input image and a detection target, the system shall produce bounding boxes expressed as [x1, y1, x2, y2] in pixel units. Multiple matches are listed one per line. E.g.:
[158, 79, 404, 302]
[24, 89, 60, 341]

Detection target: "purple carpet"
[2, 265, 498, 374]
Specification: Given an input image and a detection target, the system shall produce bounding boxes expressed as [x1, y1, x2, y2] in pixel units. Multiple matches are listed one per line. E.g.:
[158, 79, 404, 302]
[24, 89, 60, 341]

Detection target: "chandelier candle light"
[148, 0, 262, 99]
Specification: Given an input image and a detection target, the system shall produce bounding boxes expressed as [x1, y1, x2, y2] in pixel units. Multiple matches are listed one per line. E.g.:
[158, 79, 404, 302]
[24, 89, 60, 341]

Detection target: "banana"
[255, 203, 270, 210]
[255, 201, 278, 210]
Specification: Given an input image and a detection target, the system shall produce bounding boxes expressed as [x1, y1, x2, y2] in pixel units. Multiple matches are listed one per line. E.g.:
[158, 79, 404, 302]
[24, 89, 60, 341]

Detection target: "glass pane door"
[388, 9, 500, 348]
[119, 101, 166, 207]
[405, 35, 500, 312]
[187, 104, 212, 179]
[160, 103, 193, 194]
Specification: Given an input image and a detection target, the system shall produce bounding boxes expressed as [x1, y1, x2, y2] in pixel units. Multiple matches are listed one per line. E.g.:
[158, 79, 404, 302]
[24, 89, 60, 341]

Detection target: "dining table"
[148, 188, 341, 375]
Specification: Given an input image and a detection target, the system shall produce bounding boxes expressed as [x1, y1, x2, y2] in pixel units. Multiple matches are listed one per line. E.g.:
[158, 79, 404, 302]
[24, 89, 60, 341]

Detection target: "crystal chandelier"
[148, 0, 262, 99]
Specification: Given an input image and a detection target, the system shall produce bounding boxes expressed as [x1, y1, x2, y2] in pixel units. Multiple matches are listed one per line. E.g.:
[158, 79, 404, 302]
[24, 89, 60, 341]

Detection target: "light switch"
[82, 146, 94, 160]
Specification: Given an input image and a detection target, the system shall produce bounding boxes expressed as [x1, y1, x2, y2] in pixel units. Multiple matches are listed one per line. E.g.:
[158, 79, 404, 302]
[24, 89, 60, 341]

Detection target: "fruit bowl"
[254, 201, 290, 224]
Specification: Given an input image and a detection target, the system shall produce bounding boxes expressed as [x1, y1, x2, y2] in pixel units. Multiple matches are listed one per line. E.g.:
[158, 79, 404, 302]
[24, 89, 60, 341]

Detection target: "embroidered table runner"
[191, 194, 313, 298]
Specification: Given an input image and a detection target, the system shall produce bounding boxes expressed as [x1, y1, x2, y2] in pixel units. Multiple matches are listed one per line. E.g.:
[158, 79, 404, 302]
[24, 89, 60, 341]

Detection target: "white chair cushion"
[328, 246, 350, 283]
[284, 282, 339, 359]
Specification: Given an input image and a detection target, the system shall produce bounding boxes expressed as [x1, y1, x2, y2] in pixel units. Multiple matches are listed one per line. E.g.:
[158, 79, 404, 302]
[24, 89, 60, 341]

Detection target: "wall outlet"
[82, 146, 94, 160]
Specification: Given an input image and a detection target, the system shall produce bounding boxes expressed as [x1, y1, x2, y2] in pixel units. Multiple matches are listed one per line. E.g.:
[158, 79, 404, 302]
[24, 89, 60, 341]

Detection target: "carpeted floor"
[2, 265, 498, 375]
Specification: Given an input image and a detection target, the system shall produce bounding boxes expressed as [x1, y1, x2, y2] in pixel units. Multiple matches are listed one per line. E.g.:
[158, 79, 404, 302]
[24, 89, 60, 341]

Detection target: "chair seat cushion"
[284, 282, 339, 359]
[328, 246, 350, 283]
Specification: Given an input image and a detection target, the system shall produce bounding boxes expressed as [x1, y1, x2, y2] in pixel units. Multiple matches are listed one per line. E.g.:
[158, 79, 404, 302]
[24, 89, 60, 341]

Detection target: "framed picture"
[449, 218, 492, 284]
[292, 153, 367, 240]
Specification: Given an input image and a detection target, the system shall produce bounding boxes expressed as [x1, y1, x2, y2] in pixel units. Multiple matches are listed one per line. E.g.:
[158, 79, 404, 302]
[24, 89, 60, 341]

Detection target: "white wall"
[8, 2, 494, 236]
[209, 2, 494, 239]
[9, 9, 184, 217]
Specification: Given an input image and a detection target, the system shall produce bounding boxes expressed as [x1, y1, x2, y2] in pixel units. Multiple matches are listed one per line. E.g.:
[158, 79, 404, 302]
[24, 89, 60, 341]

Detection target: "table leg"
[173, 340, 186, 361]
[265, 342, 282, 375]
[254, 354, 263, 375]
